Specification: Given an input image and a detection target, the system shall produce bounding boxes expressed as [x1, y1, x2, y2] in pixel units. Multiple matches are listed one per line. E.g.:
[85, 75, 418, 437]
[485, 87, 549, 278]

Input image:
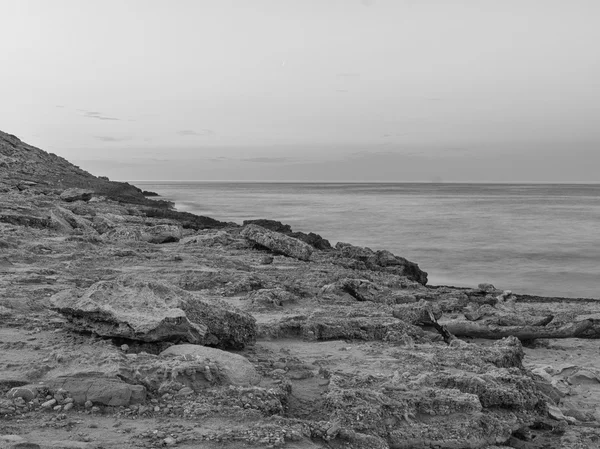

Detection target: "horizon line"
[126, 179, 600, 185]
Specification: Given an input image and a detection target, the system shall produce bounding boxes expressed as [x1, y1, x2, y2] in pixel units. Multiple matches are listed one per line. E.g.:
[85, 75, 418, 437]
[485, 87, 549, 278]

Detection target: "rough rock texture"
[59, 188, 93, 202]
[332, 242, 428, 285]
[160, 344, 261, 386]
[51, 276, 256, 348]
[241, 224, 314, 261]
[243, 219, 332, 250]
[2, 129, 600, 449]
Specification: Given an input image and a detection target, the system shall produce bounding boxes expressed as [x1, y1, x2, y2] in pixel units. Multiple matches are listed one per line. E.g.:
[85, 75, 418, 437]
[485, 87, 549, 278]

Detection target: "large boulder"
[334, 243, 428, 285]
[51, 276, 256, 348]
[160, 344, 261, 386]
[241, 224, 313, 261]
[243, 219, 331, 250]
[60, 188, 93, 202]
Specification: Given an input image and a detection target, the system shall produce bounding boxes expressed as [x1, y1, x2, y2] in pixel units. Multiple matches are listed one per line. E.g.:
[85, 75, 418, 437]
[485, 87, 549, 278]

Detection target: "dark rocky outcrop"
[333, 242, 428, 285]
[243, 218, 332, 250]
[59, 188, 93, 202]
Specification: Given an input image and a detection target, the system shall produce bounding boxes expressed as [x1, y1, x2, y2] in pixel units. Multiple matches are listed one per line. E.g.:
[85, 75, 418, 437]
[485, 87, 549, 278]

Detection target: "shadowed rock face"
[241, 224, 314, 261]
[243, 218, 332, 250]
[333, 242, 428, 285]
[51, 276, 256, 348]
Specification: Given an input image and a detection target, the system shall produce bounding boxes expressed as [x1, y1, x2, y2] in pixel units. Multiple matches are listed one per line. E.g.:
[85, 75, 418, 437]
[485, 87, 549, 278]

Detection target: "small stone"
[91, 406, 100, 413]
[7, 387, 37, 402]
[176, 387, 193, 397]
[164, 436, 177, 446]
[121, 344, 129, 352]
[63, 402, 74, 411]
[41, 399, 57, 408]
[84, 400, 93, 409]
[154, 406, 160, 412]
[548, 404, 567, 421]
[259, 255, 274, 265]
[53, 405, 62, 411]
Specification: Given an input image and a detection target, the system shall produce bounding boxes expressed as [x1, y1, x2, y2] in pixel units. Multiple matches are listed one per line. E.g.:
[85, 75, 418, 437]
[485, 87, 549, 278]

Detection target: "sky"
[1, 0, 599, 182]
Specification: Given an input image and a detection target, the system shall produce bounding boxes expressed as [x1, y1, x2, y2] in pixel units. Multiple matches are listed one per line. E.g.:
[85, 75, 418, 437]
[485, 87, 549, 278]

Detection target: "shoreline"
[3, 129, 600, 448]
[142, 187, 600, 301]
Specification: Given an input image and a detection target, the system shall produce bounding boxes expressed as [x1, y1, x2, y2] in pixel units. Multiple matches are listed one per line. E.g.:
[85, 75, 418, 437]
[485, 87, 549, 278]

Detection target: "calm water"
[136, 182, 600, 299]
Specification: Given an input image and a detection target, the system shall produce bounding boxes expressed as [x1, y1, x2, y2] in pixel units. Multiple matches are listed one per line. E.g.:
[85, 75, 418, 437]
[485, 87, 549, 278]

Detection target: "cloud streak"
[78, 109, 120, 121]
[95, 136, 131, 142]
[241, 157, 295, 163]
[177, 129, 215, 137]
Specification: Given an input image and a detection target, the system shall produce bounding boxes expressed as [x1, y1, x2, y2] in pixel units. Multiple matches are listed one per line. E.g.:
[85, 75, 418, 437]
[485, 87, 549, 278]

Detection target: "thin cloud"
[177, 129, 215, 137]
[242, 157, 294, 163]
[95, 136, 131, 142]
[78, 109, 120, 121]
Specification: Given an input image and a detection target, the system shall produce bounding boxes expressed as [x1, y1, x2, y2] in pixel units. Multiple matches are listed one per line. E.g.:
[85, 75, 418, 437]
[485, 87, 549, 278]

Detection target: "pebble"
[41, 399, 57, 408]
[176, 387, 193, 396]
[164, 436, 177, 446]
[84, 400, 93, 409]
[63, 402, 73, 411]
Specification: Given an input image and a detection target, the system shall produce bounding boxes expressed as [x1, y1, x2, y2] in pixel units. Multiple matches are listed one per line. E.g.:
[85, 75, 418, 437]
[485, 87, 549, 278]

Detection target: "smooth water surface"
[136, 182, 600, 298]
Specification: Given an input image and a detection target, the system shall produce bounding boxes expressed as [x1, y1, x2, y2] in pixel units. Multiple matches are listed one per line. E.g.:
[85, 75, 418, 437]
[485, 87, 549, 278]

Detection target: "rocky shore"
[2, 129, 600, 448]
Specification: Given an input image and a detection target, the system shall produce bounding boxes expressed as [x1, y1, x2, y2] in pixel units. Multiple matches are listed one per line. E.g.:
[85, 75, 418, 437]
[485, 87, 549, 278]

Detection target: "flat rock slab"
[160, 344, 261, 386]
[241, 224, 313, 261]
[51, 276, 256, 348]
[60, 188, 93, 202]
[13, 377, 146, 407]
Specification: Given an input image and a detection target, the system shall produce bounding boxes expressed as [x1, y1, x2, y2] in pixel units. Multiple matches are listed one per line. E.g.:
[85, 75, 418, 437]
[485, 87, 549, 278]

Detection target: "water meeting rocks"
[50, 276, 256, 348]
[241, 223, 314, 261]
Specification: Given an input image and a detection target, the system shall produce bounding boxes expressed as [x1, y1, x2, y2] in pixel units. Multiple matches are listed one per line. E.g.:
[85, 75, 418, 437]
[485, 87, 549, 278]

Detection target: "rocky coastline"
[2, 129, 600, 448]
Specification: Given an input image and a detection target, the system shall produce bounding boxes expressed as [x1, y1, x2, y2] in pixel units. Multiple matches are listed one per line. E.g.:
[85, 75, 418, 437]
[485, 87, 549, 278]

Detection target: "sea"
[135, 182, 600, 299]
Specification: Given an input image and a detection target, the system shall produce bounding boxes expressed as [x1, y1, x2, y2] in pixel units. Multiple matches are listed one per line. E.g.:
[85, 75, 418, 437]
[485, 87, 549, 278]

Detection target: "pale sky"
[1, 0, 599, 182]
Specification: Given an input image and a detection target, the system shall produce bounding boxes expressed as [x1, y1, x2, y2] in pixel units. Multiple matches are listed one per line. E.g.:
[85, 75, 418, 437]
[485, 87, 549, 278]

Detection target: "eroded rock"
[160, 344, 261, 386]
[241, 224, 313, 261]
[51, 276, 256, 348]
[60, 188, 93, 202]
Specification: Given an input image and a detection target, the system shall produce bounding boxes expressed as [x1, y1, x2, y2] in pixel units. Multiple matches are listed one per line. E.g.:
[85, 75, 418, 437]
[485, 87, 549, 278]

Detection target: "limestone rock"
[243, 219, 332, 250]
[142, 224, 182, 243]
[103, 224, 182, 243]
[333, 243, 428, 285]
[241, 224, 313, 261]
[160, 344, 261, 386]
[20, 377, 146, 406]
[321, 278, 383, 302]
[51, 276, 256, 348]
[50, 206, 97, 234]
[247, 288, 296, 309]
[242, 219, 292, 233]
[60, 188, 93, 202]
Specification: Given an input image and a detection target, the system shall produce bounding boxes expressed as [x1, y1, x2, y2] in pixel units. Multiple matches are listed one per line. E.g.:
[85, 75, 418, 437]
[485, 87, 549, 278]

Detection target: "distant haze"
[1, 0, 599, 182]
